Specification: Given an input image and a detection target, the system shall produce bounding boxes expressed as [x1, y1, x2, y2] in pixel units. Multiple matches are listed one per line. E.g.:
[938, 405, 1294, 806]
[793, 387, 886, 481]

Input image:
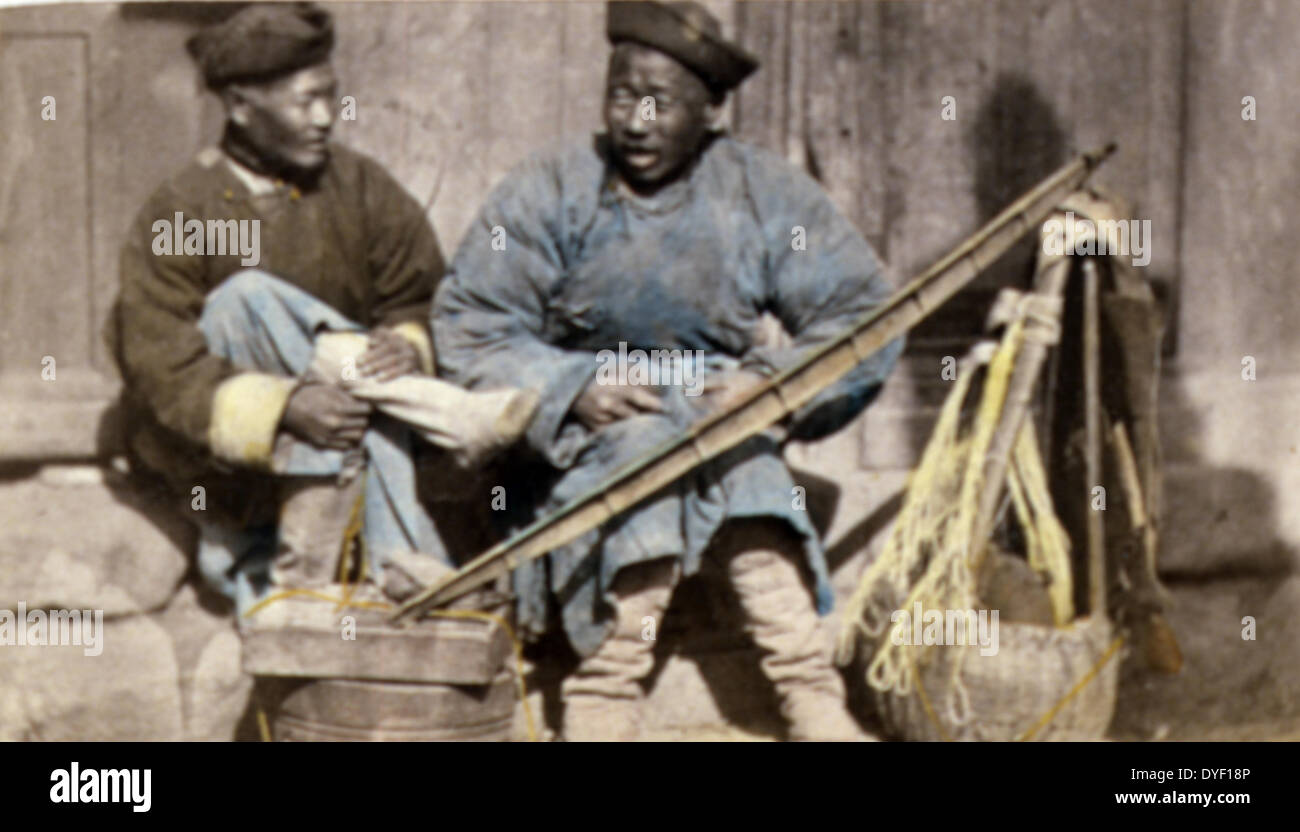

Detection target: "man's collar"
[593, 130, 722, 211]
[219, 123, 324, 192]
[220, 148, 279, 197]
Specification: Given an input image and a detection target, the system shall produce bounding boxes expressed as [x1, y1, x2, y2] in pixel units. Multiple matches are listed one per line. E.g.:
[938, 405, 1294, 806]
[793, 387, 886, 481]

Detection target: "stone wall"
[0, 467, 247, 740]
[1160, 0, 1300, 577]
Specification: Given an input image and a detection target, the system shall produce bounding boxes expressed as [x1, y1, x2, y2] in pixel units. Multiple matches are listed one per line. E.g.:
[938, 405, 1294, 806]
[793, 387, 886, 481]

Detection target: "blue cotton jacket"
[433, 134, 904, 655]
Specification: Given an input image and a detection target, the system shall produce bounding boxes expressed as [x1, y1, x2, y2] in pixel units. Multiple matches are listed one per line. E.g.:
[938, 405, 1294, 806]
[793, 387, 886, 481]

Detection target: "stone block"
[187, 629, 252, 742]
[0, 614, 182, 740]
[0, 470, 191, 614]
[151, 581, 250, 742]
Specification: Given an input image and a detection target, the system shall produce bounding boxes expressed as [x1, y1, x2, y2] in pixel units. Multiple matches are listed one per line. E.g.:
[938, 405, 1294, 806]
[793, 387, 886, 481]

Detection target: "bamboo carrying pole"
[1082, 258, 1107, 615]
[967, 255, 1072, 567]
[392, 144, 1118, 623]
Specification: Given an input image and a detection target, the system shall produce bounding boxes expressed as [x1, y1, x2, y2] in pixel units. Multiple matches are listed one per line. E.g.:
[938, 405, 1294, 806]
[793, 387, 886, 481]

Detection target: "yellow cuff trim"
[209, 372, 297, 468]
[390, 322, 435, 374]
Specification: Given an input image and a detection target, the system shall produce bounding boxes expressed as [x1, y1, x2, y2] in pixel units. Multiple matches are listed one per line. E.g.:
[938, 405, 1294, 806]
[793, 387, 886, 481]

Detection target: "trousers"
[193, 269, 472, 611]
[561, 519, 867, 741]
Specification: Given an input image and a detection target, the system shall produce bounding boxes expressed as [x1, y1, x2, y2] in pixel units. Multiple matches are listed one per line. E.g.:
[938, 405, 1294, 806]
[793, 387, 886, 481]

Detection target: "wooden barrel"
[267, 671, 516, 742]
[240, 583, 518, 741]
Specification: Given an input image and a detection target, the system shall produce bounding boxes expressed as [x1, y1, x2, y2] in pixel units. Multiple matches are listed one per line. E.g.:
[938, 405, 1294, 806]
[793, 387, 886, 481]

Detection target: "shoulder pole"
[392, 143, 1118, 623]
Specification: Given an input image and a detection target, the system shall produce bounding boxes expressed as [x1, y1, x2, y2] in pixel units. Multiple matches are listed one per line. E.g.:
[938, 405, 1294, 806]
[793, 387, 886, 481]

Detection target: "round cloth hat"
[606, 1, 759, 93]
[187, 2, 335, 89]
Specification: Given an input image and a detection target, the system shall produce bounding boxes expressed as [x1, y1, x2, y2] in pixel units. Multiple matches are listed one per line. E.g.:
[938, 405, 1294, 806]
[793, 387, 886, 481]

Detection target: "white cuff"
[208, 372, 298, 468]
[389, 322, 435, 374]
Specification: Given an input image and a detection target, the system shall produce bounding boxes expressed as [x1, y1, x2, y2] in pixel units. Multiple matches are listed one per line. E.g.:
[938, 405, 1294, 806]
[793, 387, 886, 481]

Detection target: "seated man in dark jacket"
[111, 3, 535, 612]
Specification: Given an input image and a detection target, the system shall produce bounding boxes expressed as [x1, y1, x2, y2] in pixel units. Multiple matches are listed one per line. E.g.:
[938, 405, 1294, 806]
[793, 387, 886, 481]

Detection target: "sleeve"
[742, 151, 905, 441]
[362, 157, 446, 373]
[432, 155, 597, 468]
[115, 188, 294, 468]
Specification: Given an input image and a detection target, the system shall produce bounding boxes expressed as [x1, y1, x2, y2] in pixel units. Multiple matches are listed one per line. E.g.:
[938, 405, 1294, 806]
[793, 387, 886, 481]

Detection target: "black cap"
[187, 2, 335, 89]
[607, 1, 759, 94]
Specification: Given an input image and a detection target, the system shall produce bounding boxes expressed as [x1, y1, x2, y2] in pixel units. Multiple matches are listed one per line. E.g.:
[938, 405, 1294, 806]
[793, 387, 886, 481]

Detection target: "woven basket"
[872, 614, 1120, 742]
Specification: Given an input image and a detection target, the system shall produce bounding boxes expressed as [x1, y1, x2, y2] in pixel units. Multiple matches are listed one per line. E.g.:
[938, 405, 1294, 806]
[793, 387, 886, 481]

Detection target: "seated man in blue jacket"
[434, 1, 903, 740]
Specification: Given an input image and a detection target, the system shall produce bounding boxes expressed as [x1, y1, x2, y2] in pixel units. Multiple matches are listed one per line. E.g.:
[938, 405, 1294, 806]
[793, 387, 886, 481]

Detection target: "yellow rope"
[836, 342, 980, 674]
[241, 587, 391, 620]
[845, 324, 1025, 702]
[256, 703, 272, 743]
[962, 320, 1023, 578]
[241, 588, 539, 742]
[841, 305, 1109, 738]
[907, 633, 1124, 742]
[1008, 420, 1075, 625]
[334, 476, 368, 613]
[422, 608, 538, 744]
[906, 650, 953, 742]
[1015, 635, 1124, 742]
[246, 468, 538, 740]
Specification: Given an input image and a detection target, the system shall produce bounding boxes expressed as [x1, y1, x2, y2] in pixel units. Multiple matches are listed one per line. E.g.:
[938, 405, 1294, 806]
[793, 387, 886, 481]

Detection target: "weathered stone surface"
[0, 473, 191, 614]
[0, 472, 193, 739]
[187, 629, 252, 742]
[644, 650, 784, 738]
[0, 668, 26, 741]
[152, 582, 233, 681]
[1111, 575, 1300, 740]
[151, 581, 250, 741]
[1, 615, 182, 740]
[3, 547, 141, 617]
[1158, 373, 1300, 576]
[1248, 574, 1300, 718]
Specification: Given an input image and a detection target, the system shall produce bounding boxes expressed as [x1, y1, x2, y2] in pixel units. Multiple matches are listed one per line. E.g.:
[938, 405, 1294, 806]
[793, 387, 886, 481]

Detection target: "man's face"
[225, 62, 337, 173]
[604, 43, 720, 193]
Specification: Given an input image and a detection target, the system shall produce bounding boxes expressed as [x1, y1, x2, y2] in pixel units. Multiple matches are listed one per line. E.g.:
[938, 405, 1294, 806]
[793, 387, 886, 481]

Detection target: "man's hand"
[571, 380, 664, 430]
[696, 369, 768, 415]
[281, 382, 372, 450]
[357, 327, 421, 382]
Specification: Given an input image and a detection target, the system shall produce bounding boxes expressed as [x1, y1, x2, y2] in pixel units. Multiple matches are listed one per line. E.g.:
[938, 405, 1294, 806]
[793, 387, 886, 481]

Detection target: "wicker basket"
[872, 614, 1121, 742]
